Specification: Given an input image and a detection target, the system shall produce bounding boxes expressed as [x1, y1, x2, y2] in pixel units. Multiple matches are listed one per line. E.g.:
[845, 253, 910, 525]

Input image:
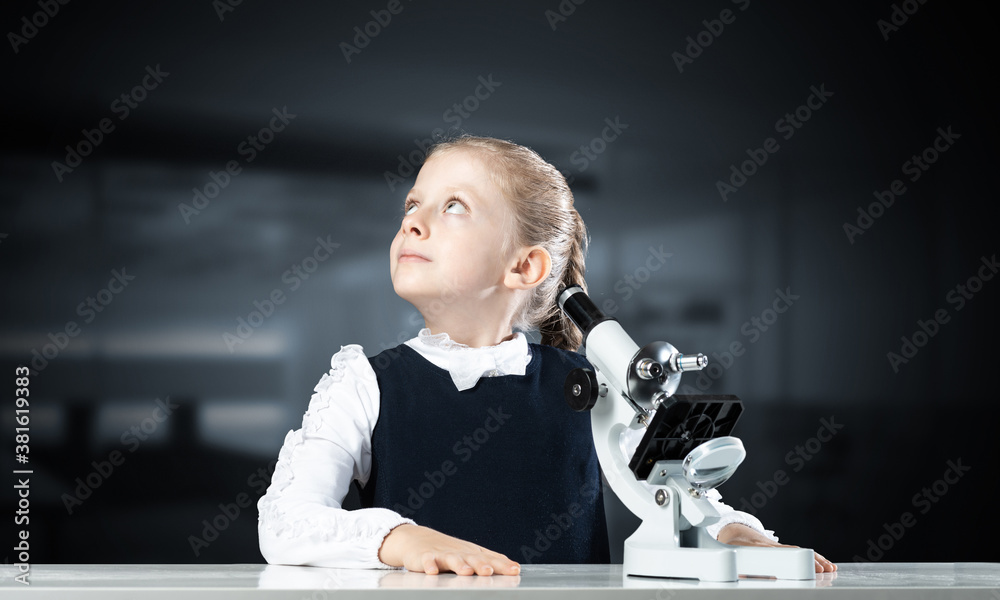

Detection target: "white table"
[2, 563, 998, 598]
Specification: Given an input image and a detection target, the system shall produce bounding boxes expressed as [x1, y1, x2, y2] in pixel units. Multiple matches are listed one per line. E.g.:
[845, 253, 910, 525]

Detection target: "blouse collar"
[405, 328, 531, 391]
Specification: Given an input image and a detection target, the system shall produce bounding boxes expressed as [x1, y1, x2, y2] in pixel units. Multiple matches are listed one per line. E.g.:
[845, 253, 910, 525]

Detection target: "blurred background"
[1, 0, 996, 566]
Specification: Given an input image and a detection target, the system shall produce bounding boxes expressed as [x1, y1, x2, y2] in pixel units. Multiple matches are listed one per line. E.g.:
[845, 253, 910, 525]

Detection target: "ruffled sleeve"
[257, 345, 416, 568]
[703, 488, 779, 542]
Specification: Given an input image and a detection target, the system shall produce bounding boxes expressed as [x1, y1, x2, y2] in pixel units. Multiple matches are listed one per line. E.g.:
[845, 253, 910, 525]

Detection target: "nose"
[401, 208, 427, 239]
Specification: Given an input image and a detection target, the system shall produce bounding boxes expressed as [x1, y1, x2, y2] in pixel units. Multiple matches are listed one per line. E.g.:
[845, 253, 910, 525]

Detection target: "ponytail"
[539, 212, 588, 351]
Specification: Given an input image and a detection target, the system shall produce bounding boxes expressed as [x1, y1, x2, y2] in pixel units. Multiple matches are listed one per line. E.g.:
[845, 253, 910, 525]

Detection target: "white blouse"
[257, 329, 778, 569]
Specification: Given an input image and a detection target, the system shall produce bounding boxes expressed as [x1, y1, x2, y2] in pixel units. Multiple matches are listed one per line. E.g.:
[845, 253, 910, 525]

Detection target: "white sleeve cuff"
[259, 503, 417, 569]
[704, 489, 779, 542]
[705, 512, 780, 542]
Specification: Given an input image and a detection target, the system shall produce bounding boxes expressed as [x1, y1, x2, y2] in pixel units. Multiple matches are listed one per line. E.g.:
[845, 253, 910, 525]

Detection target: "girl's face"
[390, 149, 515, 315]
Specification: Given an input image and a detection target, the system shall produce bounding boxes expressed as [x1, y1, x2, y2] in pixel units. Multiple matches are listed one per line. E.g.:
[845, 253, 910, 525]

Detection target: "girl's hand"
[378, 523, 521, 576]
[717, 523, 837, 573]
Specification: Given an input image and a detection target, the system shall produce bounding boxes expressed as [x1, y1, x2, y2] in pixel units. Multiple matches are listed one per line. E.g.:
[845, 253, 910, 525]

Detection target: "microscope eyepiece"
[558, 285, 615, 338]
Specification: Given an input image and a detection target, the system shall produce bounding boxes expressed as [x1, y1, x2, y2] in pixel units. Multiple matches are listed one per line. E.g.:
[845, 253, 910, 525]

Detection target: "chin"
[390, 280, 425, 306]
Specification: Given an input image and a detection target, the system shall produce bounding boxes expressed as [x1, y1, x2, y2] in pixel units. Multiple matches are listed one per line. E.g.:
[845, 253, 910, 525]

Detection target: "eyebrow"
[405, 186, 478, 202]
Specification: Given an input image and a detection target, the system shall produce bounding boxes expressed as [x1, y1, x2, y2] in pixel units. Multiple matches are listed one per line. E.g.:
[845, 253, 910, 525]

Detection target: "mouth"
[398, 249, 431, 263]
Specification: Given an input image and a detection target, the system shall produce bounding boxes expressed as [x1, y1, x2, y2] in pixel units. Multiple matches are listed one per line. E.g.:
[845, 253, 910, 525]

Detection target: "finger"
[464, 554, 495, 576]
[421, 553, 440, 575]
[816, 561, 836, 573]
[493, 557, 520, 576]
[465, 548, 517, 576]
[814, 555, 835, 573]
[480, 551, 519, 576]
[443, 553, 475, 576]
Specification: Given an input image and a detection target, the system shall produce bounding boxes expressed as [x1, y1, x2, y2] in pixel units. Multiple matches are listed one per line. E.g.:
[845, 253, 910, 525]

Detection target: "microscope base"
[623, 520, 816, 582]
[624, 539, 738, 582]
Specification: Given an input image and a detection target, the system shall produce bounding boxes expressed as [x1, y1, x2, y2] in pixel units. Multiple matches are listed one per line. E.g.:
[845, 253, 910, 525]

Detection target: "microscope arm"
[592, 372, 722, 527]
[558, 287, 716, 524]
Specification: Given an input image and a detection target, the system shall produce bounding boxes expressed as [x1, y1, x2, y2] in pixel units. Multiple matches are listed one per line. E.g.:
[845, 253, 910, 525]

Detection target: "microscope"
[558, 285, 815, 581]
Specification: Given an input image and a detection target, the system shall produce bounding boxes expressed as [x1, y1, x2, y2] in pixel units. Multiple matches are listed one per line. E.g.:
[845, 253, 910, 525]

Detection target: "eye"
[444, 199, 468, 214]
[403, 201, 418, 215]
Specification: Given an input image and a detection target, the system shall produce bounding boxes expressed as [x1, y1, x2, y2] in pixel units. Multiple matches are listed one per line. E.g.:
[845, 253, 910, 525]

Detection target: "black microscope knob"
[564, 367, 599, 412]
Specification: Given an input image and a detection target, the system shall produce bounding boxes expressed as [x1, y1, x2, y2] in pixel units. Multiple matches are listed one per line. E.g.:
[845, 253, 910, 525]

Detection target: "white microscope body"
[558, 286, 815, 581]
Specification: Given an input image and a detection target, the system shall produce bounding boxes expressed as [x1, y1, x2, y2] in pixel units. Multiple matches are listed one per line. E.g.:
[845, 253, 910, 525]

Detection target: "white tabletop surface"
[2, 563, 999, 599]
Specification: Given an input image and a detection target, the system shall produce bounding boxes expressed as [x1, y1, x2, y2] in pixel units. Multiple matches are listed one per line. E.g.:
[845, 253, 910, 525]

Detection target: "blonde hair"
[425, 135, 588, 351]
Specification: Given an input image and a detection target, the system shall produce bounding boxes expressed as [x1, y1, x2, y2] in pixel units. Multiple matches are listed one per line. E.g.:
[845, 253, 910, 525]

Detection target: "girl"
[257, 135, 836, 576]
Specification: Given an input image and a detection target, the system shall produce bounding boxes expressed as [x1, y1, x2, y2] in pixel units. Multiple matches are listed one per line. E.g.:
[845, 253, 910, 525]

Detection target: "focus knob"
[564, 368, 599, 412]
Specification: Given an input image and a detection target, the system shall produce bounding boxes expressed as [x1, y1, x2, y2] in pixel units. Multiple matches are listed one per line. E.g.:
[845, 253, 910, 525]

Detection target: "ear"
[504, 246, 552, 290]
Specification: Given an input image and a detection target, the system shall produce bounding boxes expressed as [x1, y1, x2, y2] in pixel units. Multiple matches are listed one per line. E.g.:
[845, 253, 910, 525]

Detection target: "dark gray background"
[2, 0, 996, 566]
